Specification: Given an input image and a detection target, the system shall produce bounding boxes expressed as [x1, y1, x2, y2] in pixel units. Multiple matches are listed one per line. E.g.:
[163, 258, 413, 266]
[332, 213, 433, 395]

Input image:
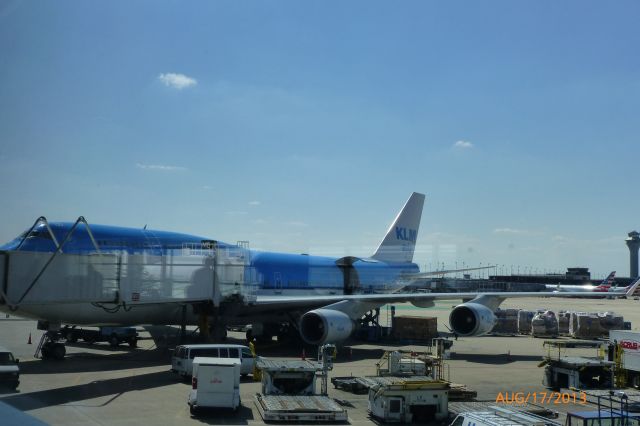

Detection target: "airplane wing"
[262, 280, 640, 344]
[252, 287, 634, 308]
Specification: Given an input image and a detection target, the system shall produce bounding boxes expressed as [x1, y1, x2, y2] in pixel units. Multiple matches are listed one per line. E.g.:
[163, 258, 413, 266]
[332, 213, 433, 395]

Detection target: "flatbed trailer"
[253, 345, 347, 423]
[333, 375, 477, 401]
[255, 394, 348, 422]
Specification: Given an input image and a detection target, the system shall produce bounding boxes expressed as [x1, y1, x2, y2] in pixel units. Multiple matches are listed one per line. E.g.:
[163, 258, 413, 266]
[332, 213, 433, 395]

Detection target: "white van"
[171, 344, 254, 377]
[187, 357, 241, 414]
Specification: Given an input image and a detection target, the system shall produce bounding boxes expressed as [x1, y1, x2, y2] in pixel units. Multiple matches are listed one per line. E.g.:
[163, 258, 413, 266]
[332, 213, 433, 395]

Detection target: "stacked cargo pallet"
[391, 316, 438, 342]
[557, 311, 571, 336]
[531, 311, 559, 338]
[517, 309, 546, 335]
[569, 311, 624, 339]
[511, 309, 626, 339]
[491, 309, 519, 335]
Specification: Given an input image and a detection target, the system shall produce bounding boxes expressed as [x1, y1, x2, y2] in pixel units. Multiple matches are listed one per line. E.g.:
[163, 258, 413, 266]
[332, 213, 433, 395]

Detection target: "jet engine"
[449, 303, 497, 337]
[299, 309, 355, 345]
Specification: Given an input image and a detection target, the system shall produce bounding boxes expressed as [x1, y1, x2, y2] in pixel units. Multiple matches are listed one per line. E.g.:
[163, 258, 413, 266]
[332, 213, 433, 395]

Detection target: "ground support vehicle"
[187, 357, 241, 415]
[63, 326, 138, 348]
[254, 347, 347, 422]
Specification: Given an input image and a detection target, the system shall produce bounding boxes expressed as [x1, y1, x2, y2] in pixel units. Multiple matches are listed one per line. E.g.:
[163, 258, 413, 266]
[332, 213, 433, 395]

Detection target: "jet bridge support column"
[180, 305, 187, 343]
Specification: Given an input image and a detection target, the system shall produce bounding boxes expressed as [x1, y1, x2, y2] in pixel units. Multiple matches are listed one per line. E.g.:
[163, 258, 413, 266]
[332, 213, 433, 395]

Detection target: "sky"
[0, 1, 639, 279]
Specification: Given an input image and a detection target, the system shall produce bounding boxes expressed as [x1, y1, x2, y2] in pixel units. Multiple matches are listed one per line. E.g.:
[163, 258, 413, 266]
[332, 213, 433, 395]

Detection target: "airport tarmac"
[1, 296, 639, 425]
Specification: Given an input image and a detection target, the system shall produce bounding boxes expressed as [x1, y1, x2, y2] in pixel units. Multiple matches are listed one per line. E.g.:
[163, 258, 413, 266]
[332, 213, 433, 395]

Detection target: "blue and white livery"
[0, 193, 632, 350]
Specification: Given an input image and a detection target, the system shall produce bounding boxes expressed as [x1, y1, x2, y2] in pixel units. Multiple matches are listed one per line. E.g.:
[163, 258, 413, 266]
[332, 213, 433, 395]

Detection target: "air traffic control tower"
[626, 231, 640, 278]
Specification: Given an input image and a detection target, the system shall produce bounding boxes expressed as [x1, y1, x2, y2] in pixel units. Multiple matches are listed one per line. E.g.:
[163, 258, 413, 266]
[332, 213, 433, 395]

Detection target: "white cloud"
[453, 140, 474, 149]
[248, 201, 261, 206]
[136, 163, 186, 171]
[494, 228, 528, 235]
[158, 73, 197, 90]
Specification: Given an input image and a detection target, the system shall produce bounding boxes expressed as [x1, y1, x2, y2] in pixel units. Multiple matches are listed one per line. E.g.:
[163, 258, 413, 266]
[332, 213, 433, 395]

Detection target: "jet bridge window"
[227, 348, 239, 358]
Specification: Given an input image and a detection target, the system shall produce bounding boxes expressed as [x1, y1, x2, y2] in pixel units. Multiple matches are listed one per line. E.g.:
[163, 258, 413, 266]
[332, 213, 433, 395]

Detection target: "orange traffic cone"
[301, 348, 306, 360]
[28, 333, 32, 344]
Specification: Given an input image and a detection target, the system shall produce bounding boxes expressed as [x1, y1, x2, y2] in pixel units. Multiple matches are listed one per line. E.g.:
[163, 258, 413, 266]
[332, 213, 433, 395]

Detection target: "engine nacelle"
[299, 309, 355, 345]
[449, 303, 497, 337]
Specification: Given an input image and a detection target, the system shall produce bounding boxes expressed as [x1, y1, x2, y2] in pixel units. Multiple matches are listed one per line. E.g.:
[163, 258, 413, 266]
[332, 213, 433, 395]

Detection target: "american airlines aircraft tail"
[594, 271, 617, 290]
[371, 192, 425, 263]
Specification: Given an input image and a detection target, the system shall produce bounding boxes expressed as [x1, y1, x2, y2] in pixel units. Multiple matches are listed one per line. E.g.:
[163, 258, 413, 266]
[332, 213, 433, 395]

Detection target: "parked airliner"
[545, 271, 618, 293]
[0, 193, 632, 359]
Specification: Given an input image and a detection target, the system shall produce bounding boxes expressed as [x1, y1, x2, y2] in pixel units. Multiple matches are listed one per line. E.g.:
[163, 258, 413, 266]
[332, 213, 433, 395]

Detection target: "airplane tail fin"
[596, 271, 616, 290]
[371, 192, 425, 263]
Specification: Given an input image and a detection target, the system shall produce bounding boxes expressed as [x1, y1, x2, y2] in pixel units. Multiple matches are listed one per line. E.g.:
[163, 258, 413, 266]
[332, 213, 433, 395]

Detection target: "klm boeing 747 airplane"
[0, 193, 634, 359]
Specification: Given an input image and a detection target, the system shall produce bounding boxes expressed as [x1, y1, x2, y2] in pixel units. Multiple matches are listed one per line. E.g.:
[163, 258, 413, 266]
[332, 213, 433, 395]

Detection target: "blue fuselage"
[1, 223, 419, 295]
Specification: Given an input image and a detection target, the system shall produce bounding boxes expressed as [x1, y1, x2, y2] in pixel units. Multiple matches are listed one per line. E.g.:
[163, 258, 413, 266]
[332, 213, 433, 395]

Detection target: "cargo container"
[187, 357, 241, 414]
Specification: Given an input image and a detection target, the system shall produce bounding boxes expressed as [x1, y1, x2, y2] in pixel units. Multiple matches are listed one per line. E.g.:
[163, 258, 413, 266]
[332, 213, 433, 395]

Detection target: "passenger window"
[219, 348, 228, 358]
[191, 349, 207, 359]
[241, 348, 253, 358]
[204, 349, 219, 357]
[228, 348, 239, 358]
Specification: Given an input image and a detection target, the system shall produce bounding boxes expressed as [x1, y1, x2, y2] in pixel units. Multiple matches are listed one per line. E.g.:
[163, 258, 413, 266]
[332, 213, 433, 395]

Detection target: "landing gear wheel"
[52, 343, 66, 360]
[109, 335, 120, 348]
[66, 331, 78, 343]
[211, 325, 227, 341]
[189, 405, 197, 415]
[128, 338, 137, 348]
[41, 344, 52, 360]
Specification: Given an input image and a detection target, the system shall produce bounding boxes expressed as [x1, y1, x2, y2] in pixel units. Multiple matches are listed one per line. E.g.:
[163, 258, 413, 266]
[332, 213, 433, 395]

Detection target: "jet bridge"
[0, 216, 258, 309]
